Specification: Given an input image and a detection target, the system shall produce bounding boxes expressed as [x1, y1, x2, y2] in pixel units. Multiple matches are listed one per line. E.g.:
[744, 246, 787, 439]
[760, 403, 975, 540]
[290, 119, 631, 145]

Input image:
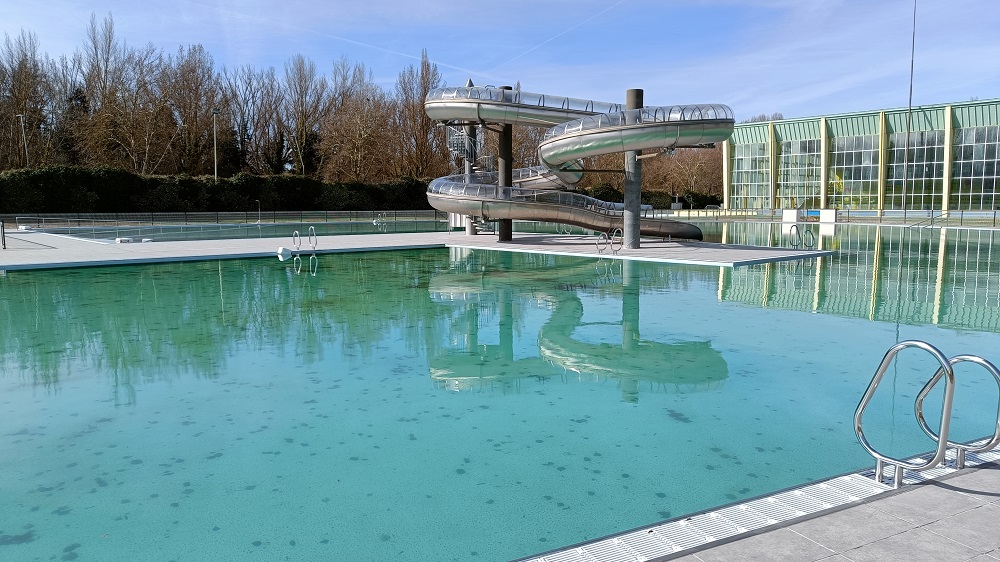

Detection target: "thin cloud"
[2, 0, 997, 117]
[487, 0, 629, 72]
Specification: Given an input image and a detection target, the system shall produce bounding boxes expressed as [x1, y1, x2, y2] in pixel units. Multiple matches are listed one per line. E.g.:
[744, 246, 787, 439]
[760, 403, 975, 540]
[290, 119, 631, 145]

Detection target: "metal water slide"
[424, 86, 735, 240]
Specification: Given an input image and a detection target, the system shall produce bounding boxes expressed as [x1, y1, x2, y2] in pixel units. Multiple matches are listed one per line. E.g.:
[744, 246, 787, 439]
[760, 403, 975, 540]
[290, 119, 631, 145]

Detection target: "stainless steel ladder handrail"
[307, 225, 317, 250]
[855, 340, 1000, 488]
[596, 231, 610, 253]
[854, 341, 955, 488]
[914, 355, 1000, 469]
[802, 228, 815, 249]
[788, 223, 802, 248]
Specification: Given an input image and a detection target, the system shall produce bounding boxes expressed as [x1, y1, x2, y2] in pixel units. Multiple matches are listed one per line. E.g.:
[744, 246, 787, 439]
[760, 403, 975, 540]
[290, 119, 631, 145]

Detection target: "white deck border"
[0, 231, 833, 271]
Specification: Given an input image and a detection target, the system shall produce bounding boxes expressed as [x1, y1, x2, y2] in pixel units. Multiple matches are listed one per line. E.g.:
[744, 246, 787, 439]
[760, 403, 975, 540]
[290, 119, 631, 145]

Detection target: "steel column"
[497, 86, 514, 241]
[624, 88, 643, 249]
[464, 79, 479, 235]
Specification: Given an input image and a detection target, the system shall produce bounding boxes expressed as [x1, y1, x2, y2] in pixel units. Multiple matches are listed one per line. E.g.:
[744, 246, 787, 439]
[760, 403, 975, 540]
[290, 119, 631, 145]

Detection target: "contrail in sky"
[488, 0, 629, 72]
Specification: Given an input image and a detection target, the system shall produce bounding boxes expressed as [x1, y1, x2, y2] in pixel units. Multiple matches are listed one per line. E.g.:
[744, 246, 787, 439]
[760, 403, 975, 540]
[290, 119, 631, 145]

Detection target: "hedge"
[580, 184, 722, 210]
[0, 166, 433, 214]
[0, 167, 721, 213]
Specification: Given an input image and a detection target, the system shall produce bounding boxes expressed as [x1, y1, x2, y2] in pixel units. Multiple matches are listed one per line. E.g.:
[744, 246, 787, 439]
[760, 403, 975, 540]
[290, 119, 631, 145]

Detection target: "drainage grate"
[616, 531, 676, 559]
[578, 539, 638, 562]
[712, 504, 774, 532]
[650, 520, 711, 550]
[541, 548, 598, 562]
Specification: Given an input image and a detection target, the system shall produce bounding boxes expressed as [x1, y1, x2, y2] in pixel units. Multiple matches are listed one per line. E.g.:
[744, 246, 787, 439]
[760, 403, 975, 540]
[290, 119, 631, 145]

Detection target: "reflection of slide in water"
[537, 293, 727, 399]
[424, 87, 735, 240]
[428, 263, 727, 400]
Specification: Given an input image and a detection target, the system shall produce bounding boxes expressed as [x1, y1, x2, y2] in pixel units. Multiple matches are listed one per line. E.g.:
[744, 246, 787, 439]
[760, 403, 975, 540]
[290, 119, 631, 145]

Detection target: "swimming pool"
[2, 223, 999, 561]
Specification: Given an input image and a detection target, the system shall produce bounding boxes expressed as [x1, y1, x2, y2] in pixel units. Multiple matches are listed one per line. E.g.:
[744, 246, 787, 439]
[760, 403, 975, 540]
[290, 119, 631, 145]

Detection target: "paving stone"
[944, 464, 1000, 504]
[687, 528, 834, 562]
[924, 503, 1000, 552]
[843, 527, 980, 562]
[787, 504, 914, 552]
[868, 481, 987, 525]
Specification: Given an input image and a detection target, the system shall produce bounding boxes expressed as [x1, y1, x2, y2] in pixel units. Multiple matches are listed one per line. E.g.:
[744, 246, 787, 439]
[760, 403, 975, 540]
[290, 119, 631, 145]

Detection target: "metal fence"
[1, 211, 451, 243]
[5, 208, 999, 240]
[663, 208, 1000, 228]
[4, 210, 447, 230]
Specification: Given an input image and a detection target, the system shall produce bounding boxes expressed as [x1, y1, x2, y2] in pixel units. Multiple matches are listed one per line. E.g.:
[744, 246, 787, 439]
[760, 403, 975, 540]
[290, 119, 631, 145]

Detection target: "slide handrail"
[544, 104, 735, 140]
[429, 176, 654, 218]
[427, 86, 624, 115]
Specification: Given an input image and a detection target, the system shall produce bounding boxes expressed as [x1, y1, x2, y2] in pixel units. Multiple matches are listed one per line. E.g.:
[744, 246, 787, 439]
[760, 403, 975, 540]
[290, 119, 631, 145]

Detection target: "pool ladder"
[854, 340, 1000, 488]
[596, 228, 623, 255]
[787, 223, 815, 249]
[277, 226, 318, 275]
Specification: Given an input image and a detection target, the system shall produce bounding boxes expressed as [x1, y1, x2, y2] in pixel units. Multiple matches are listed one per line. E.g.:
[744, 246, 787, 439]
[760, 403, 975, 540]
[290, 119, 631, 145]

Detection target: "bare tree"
[579, 152, 626, 191]
[44, 55, 87, 166]
[742, 112, 784, 123]
[158, 44, 226, 175]
[221, 64, 287, 174]
[104, 44, 176, 174]
[645, 145, 724, 199]
[283, 54, 329, 176]
[0, 30, 50, 169]
[321, 92, 394, 183]
[75, 13, 132, 167]
[319, 60, 394, 183]
[393, 49, 448, 179]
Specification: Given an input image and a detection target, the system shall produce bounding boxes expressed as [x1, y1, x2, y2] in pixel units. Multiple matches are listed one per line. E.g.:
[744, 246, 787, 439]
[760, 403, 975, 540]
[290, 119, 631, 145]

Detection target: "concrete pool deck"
[667, 461, 1000, 562]
[2, 227, 998, 562]
[0, 229, 832, 271]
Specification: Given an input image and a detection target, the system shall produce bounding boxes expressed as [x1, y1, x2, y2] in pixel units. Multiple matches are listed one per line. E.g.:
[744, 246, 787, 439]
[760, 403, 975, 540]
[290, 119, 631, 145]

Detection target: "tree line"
[1, 14, 451, 183]
[1, 14, 725, 210]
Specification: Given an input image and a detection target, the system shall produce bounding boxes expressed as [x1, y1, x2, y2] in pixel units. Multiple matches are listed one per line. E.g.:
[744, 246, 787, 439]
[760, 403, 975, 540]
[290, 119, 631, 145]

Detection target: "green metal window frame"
[730, 142, 771, 209]
[885, 130, 946, 210]
[776, 139, 822, 208]
[950, 125, 1000, 210]
[828, 135, 879, 210]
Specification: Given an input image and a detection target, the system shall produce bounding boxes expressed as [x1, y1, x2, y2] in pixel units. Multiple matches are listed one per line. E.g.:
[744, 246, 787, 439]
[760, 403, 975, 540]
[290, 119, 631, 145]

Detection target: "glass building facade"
[723, 99, 1000, 212]
[729, 142, 770, 209]
[828, 134, 879, 209]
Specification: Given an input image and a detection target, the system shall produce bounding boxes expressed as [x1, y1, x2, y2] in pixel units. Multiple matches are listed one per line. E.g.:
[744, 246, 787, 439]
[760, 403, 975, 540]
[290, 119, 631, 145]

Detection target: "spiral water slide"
[424, 86, 735, 240]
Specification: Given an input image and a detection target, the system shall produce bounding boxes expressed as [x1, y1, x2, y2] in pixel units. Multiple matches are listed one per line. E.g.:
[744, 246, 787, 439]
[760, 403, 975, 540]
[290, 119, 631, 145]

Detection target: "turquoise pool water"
[2, 223, 1000, 561]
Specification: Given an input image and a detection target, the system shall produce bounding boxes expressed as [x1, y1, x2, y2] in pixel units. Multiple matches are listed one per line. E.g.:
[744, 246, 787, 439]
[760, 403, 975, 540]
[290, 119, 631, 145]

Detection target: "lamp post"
[14, 114, 28, 167]
[212, 108, 220, 179]
[255, 199, 260, 224]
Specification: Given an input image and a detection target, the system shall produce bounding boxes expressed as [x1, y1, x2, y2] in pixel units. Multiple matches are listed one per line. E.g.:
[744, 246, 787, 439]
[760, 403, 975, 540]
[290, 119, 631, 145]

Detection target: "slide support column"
[464, 78, 478, 235]
[464, 123, 478, 235]
[498, 85, 514, 242]
[624, 88, 643, 249]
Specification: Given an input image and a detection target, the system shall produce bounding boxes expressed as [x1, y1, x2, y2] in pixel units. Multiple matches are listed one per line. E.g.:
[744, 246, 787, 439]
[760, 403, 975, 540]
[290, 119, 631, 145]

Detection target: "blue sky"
[3, 0, 999, 121]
